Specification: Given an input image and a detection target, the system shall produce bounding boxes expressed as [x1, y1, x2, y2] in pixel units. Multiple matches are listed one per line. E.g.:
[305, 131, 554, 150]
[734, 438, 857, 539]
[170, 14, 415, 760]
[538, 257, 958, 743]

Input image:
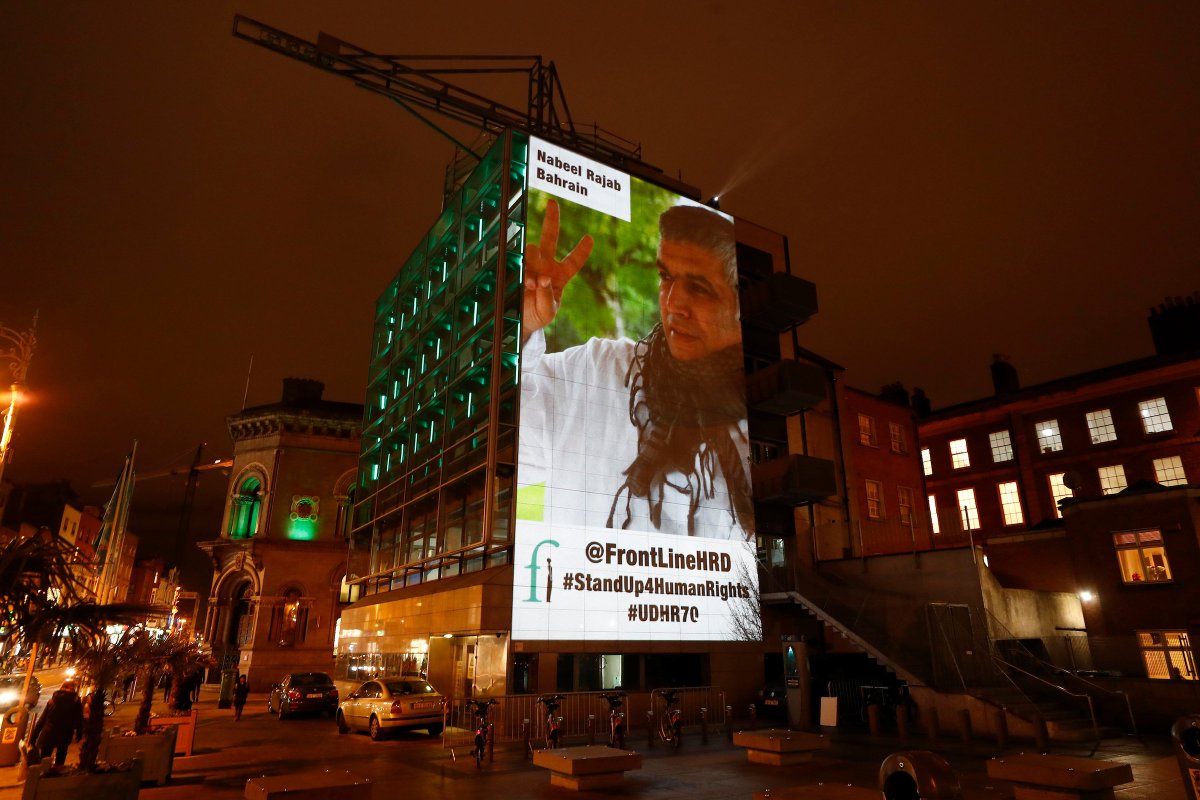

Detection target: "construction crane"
[231, 15, 694, 198]
[94, 443, 232, 569]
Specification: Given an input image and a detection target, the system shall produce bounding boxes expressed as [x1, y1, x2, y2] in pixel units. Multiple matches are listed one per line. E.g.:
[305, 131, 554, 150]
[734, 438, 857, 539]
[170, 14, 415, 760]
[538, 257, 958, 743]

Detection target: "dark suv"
[267, 672, 338, 719]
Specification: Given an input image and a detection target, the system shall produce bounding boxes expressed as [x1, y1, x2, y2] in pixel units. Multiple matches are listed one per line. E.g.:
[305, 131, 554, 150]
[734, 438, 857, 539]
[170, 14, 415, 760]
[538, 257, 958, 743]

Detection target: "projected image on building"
[514, 135, 759, 641]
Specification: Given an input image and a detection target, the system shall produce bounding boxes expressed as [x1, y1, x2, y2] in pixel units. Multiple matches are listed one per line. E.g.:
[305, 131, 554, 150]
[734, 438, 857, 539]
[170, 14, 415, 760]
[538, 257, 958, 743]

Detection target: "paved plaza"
[0, 683, 1185, 799]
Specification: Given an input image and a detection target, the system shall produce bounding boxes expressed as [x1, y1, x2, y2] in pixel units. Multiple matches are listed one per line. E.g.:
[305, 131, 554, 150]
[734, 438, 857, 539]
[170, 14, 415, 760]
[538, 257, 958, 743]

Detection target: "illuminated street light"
[0, 315, 38, 489]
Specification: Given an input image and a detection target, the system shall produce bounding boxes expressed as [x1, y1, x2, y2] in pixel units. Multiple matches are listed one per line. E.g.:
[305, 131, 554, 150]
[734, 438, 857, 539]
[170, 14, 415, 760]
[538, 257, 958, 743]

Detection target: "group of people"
[26, 671, 253, 767]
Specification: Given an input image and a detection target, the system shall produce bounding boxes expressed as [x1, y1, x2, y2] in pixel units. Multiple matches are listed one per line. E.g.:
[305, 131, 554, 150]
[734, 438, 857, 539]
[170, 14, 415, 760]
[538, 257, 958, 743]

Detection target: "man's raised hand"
[523, 199, 593, 341]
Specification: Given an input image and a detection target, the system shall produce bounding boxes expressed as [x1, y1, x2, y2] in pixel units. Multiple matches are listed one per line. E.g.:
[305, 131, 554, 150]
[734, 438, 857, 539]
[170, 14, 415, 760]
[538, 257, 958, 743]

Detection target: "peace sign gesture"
[523, 199, 593, 342]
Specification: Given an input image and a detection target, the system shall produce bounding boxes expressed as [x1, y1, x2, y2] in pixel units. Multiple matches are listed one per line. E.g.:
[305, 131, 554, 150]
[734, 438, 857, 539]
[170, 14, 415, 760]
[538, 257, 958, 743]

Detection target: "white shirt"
[518, 330, 751, 540]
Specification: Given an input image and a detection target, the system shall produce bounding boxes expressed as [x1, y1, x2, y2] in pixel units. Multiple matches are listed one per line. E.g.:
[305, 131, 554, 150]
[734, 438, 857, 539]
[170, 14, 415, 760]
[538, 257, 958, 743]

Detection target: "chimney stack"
[990, 354, 1020, 395]
[911, 387, 932, 418]
[281, 378, 325, 405]
[1148, 291, 1200, 356]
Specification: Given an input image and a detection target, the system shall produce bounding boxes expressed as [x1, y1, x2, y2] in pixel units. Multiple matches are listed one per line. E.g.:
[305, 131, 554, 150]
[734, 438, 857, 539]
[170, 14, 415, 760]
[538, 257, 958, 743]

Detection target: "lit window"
[956, 488, 979, 531]
[1036, 420, 1063, 453]
[865, 480, 884, 519]
[1138, 631, 1196, 681]
[950, 439, 970, 469]
[989, 431, 1013, 463]
[927, 495, 940, 534]
[1113, 529, 1172, 583]
[1098, 465, 1127, 495]
[228, 476, 263, 539]
[921, 448, 933, 476]
[1138, 397, 1173, 434]
[338, 575, 362, 604]
[889, 422, 907, 454]
[1048, 472, 1072, 518]
[858, 414, 877, 447]
[997, 482, 1024, 525]
[1153, 456, 1187, 486]
[898, 486, 914, 526]
[1085, 409, 1117, 444]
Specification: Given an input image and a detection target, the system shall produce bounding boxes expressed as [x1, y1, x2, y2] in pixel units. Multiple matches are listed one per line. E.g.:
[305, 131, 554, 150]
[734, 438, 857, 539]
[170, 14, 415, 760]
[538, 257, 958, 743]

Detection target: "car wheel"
[336, 711, 349, 735]
[427, 723, 443, 737]
[368, 716, 383, 741]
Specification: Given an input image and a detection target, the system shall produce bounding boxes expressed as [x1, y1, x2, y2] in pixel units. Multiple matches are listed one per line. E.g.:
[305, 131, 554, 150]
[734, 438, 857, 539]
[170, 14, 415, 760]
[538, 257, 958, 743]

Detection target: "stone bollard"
[749, 703, 757, 729]
[587, 714, 595, 746]
[488, 722, 495, 763]
[522, 719, 531, 760]
[700, 707, 708, 745]
[1032, 714, 1049, 752]
[958, 709, 972, 743]
[726, 705, 734, 743]
[896, 705, 910, 739]
[927, 707, 940, 742]
[994, 707, 1009, 750]
[647, 710, 655, 748]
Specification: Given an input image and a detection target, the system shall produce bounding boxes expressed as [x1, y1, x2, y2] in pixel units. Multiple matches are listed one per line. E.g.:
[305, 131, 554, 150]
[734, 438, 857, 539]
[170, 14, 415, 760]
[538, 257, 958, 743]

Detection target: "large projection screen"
[513, 136, 759, 641]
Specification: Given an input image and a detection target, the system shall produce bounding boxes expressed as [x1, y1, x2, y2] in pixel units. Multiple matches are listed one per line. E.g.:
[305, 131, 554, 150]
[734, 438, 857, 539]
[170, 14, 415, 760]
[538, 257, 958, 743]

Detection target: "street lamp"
[0, 315, 38, 489]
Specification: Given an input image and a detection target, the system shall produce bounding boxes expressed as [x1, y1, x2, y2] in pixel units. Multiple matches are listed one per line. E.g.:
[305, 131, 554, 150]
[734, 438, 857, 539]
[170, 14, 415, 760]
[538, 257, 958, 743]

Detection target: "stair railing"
[991, 654, 1100, 747]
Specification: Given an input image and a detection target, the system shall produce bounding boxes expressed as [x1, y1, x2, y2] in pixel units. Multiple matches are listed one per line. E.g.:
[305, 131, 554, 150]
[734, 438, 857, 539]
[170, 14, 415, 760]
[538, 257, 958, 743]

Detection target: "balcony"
[751, 453, 837, 505]
[746, 359, 827, 415]
[740, 273, 818, 332]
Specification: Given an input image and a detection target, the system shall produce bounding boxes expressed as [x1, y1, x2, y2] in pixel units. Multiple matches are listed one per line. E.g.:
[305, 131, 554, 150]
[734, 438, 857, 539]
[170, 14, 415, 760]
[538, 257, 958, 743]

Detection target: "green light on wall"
[288, 496, 319, 541]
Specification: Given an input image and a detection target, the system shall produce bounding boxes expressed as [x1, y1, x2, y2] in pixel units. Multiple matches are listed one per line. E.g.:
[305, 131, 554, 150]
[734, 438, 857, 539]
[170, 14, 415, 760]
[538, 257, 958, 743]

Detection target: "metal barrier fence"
[442, 685, 727, 751]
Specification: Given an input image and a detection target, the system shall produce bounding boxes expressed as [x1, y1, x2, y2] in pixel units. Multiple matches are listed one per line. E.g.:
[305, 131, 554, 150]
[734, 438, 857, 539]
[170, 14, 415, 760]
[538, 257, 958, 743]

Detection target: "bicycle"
[469, 698, 497, 768]
[598, 692, 626, 749]
[656, 690, 682, 749]
[536, 694, 564, 749]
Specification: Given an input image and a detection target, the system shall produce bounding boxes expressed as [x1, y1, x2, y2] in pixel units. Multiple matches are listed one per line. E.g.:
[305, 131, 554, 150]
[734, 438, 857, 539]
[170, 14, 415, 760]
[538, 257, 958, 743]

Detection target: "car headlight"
[0, 690, 19, 708]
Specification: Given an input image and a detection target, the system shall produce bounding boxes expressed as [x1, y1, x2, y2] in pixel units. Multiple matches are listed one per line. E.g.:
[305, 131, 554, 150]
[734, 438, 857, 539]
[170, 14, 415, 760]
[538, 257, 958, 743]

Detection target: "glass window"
[927, 495, 940, 535]
[1036, 420, 1063, 453]
[889, 423, 907, 454]
[921, 448, 933, 476]
[228, 476, 263, 539]
[858, 414, 877, 447]
[338, 575, 362, 605]
[950, 439, 970, 469]
[1138, 631, 1196, 680]
[898, 486, 914, 526]
[1138, 397, 1173, 434]
[1085, 409, 1117, 444]
[989, 430, 1013, 463]
[1048, 472, 1072, 518]
[865, 480, 883, 519]
[956, 488, 979, 531]
[1153, 456, 1187, 487]
[1098, 465, 1127, 495]
[1113, 529, 1172, 583]
[997, 482, 1023, 526]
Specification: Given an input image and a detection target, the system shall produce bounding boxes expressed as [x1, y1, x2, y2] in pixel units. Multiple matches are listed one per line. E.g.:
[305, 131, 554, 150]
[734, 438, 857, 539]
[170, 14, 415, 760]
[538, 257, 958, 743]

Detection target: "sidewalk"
[0, 683, 1186, 799]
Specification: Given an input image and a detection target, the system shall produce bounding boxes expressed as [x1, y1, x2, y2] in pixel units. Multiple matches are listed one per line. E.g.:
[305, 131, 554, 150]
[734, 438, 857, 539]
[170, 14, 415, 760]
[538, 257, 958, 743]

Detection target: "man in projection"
[519, 199, 753, 540]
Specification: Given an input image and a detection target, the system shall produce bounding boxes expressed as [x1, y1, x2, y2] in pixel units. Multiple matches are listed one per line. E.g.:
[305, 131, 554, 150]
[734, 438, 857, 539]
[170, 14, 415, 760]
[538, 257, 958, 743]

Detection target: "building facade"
[198, 379, 362, 690]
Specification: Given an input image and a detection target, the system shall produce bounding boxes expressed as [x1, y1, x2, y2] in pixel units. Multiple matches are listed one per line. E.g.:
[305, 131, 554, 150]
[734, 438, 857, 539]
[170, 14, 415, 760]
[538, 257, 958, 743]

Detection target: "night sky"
[2, 3, 1196, 589]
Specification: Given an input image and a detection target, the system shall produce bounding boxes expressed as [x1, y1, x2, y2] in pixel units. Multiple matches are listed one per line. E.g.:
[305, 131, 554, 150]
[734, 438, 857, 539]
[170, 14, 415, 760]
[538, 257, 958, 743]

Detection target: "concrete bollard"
[647, 709, 655, 748]
[700, 707, 708, 745]
[587, 714, 595, 746]
[994, 707, 1009, 750]
[896, 705, 910, 740]
[1032, 714, 1049, 752]
[868, 704, 882, 738]
[749, 703, 757, 729]
[726, 705, 734, 743]
[958, 709, 972, 743]
[487, 722, 495, 763]
[522, 719, 530, 760]
[927, 707, 940, 742]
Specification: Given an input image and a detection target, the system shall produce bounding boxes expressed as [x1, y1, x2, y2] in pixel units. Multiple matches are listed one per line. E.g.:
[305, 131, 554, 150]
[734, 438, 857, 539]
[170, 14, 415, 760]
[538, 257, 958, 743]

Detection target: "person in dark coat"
[30, 680, 84, 766]
[233, 674, 250, 721]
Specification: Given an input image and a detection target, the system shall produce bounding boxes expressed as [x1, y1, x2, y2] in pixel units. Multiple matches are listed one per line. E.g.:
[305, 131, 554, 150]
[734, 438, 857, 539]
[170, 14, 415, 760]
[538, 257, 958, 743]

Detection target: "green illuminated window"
[288, 496, 319, 541]
[228, 476, 263, 539]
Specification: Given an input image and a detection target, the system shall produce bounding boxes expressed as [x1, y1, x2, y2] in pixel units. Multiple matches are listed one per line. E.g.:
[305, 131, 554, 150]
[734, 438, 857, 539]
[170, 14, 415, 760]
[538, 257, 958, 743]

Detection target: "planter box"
[149, 710, 197, 756]
[99, 726, 176, 786]
[21, 755, 144, 800]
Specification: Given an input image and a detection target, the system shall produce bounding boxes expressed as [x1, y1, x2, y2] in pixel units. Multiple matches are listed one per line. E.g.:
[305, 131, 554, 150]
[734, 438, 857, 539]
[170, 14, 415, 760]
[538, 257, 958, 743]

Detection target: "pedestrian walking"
[233, 674, 250, 721]
[29, 679, 84, 766]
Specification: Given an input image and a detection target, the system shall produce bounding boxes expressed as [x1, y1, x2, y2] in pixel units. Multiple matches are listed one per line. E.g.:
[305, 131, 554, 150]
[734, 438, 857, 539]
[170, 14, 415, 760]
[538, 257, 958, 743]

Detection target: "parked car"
[336, 676, 445, 739]
[0, 674, 41, 709]
[267, 672, 339, 719]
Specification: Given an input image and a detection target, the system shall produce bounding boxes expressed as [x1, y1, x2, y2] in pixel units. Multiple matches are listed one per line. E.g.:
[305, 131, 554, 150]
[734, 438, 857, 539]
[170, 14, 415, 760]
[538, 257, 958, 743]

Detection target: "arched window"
[228, 477, 263, 539]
